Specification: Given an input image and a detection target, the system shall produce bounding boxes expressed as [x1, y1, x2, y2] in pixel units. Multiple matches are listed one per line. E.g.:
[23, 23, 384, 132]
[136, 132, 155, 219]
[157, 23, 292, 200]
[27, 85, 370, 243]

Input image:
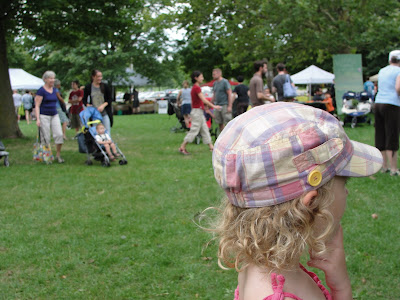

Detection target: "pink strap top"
[234, 265, 332, 300]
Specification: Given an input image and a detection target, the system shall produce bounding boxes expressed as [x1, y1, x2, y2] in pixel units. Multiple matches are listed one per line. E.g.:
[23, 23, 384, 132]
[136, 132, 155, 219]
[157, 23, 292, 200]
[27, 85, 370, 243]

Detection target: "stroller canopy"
[79, 107, 103, 128]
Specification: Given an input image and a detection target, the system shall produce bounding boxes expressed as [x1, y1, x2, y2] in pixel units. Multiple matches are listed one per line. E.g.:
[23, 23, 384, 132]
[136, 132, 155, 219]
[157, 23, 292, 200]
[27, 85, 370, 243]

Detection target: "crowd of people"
[12, 69, 113, 163]
[176, 60, 332, 155]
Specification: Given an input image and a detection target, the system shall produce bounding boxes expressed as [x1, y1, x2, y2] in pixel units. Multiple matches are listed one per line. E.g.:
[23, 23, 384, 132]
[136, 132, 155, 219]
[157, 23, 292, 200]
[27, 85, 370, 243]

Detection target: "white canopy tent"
[113, 68, 151, 87]
[291, 65, 335, 84]
[291, 65, 335, 99]
[9, 68, 43, 90]
[369, 73, 379, 82]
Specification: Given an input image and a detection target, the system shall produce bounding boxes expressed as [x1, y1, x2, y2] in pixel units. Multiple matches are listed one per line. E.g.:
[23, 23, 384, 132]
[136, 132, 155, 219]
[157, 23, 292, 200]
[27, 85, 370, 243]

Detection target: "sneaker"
[56, 156, 65, 163]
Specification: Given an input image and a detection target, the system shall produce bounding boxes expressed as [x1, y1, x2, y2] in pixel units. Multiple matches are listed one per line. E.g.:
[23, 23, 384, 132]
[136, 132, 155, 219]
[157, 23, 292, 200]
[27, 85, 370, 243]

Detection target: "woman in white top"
[177, 80, 192, 129]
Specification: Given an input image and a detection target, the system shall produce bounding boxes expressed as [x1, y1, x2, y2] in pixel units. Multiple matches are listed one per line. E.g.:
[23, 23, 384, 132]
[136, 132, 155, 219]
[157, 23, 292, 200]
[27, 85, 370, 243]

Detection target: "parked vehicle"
[138, 91, 153, 103]
[115, 92, 125, 103]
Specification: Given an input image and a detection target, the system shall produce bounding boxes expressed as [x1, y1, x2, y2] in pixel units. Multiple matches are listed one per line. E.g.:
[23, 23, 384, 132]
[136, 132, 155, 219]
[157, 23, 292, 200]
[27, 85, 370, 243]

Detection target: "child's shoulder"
[237, 265, 327, 300]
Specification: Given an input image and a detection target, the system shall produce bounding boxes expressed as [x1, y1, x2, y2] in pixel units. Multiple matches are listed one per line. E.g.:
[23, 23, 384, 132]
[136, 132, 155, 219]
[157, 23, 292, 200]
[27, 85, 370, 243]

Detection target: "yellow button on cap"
[308, 170, 322, 187]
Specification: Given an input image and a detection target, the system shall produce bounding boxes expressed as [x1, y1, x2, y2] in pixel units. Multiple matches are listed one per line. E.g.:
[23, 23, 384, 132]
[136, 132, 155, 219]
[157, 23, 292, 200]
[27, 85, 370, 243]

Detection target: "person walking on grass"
[232, 75, 249, 117]
[54, 79, 69, 140]
[249, 60, 272, 107]
[22, 90, 33, 124]
[272, 62, 295, 102]
[13, 90, 22, 122]
[35, 71, 64, 163]
[179, 71, 221, 155]
[177, 80, 192, 129]
[374, 49, 400, 176]
[212, 68, 232, 132]
[83, 69, 113, 134]
[209, 102, 383, 300]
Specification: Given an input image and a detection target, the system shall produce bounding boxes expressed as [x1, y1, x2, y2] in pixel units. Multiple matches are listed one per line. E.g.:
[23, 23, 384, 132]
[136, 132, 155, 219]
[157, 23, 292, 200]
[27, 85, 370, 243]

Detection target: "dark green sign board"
[333, 54, 363, 114]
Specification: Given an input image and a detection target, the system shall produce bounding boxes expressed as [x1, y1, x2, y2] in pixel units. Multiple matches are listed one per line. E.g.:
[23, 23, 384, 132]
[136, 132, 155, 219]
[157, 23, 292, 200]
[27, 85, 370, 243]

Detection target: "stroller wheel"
[4, 156, 9, 167]
[351, 116, 357, 128]
[85, 160, 93, 166]
[119, 159, 128, 165]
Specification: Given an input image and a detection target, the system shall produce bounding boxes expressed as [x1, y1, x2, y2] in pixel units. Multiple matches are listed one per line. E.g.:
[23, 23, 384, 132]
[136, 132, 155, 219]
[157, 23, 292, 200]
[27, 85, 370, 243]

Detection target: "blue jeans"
[102, 114, 111, 134]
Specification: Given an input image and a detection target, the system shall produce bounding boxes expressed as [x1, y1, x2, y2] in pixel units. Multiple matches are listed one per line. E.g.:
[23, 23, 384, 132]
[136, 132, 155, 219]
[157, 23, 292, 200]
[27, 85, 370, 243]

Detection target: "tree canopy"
[175, 0, 400, 77]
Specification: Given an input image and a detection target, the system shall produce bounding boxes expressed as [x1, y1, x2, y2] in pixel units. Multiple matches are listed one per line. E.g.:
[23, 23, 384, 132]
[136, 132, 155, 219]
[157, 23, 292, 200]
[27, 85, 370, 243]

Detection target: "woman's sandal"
[109, 155, 115, 161]
[179, 148, 190, 155]
[380, 167, 390, 174]
[390, 169, 400, 176]
[56, 156, 65, 164]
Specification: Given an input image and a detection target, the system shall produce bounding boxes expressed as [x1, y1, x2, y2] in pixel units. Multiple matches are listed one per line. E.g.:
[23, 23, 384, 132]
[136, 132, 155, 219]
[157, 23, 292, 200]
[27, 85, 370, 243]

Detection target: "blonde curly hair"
[207, 178, 336, 273]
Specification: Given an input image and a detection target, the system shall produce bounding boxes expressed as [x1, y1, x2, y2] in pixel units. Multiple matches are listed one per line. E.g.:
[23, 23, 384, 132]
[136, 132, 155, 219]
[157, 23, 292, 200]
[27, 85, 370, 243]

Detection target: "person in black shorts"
[232, 75, 250, 117]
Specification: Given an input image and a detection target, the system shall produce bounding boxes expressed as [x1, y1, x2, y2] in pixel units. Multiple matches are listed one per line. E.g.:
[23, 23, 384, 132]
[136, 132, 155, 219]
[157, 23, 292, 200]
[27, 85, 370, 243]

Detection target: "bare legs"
[381, 150, 398, 172]
[25, 110, 30, 124]
[62, 122, 67, 140]
[183, 114, 191, 129]
[104, 143, 119, 159]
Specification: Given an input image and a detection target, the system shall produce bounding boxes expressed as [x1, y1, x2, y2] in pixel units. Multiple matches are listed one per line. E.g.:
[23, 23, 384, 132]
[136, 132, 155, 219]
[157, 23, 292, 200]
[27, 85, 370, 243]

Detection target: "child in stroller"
[341, 91, 372, 128]
[79, 107, 127, 167]
[95, 123, 120, 161]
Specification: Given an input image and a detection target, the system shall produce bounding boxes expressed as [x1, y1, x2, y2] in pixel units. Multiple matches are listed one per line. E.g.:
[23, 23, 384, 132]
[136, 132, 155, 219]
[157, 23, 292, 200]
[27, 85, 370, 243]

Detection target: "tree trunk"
[0, 18, 23, 138]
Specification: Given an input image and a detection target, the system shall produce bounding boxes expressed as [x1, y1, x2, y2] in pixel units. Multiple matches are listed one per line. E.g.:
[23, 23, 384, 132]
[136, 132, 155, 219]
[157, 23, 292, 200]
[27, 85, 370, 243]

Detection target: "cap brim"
[337, 140, 383, 177]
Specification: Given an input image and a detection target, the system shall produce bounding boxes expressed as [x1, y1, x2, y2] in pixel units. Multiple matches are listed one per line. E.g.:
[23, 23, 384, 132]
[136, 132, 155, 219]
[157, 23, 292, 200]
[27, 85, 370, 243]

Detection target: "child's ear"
[302, 190, 318, 206]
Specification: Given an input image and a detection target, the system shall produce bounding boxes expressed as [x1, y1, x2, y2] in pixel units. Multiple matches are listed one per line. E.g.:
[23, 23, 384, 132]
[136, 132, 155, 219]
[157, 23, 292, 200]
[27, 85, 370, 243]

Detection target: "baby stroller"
[168, 98, 188, 132]
[341, 91, 372, 128]
[79, 107, 127, 167]
[0, 140, 10, 167]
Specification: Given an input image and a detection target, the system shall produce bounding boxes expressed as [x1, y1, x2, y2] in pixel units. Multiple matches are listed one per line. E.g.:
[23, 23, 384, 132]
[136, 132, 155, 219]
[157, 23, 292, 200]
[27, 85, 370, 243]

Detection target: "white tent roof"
[369, 73, 379, 82]
[113, 68, 151, 87]
[9, 68, 43, 90]
[291, 65, 335, 84]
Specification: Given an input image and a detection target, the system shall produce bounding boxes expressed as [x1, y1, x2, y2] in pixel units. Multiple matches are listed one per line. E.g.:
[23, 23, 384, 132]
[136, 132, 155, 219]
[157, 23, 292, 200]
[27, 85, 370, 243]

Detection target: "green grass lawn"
[0, 113, 399, 299]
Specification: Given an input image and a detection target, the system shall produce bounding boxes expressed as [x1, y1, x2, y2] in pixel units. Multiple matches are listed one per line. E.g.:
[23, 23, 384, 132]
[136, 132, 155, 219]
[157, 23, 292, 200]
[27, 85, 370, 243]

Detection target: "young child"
[322, 92, 335, 114]
[95, 123, 119, 161]
[211, 102, 383, 299]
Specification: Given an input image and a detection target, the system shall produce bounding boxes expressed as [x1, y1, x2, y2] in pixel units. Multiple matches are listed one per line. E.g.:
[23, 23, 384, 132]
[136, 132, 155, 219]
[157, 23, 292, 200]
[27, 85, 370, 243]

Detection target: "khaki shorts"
[214, 104, 232, 125]
[39, 114, 64, 145]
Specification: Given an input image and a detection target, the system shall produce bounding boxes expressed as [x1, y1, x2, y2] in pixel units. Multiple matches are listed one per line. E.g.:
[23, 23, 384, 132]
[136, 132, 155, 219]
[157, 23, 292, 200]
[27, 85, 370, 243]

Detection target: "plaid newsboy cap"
[212, 102, 383, 208]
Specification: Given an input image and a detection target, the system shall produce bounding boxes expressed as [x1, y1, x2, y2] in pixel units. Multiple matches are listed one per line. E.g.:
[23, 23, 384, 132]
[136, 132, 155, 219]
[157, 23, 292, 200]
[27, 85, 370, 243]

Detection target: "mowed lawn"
[0, 112, 399, 299]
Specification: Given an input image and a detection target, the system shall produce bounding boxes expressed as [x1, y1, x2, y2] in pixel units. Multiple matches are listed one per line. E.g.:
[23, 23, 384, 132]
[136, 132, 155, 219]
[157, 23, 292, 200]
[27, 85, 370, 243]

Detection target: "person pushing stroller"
[95, 123, 120, 161]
